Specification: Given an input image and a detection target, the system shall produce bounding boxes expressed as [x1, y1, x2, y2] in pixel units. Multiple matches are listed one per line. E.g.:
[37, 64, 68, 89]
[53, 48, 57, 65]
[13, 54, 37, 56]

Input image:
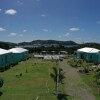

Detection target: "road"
[60, 59, 96, 100]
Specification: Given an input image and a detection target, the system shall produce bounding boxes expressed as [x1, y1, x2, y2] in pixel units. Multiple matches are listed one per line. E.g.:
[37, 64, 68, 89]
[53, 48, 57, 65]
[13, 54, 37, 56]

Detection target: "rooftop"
[0, 48, 11, 55]
[77, 47, 100, 53]
[9, 48, 28, 53]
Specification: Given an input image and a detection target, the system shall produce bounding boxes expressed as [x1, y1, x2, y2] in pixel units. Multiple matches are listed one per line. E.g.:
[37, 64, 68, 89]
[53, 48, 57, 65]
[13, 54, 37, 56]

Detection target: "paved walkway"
[60, 59, 96, 100]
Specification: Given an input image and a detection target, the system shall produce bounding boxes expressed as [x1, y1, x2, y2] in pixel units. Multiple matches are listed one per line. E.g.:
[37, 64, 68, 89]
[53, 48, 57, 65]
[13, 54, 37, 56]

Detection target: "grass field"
[81, 73, 100, 100]
[0, 58, 64, 100]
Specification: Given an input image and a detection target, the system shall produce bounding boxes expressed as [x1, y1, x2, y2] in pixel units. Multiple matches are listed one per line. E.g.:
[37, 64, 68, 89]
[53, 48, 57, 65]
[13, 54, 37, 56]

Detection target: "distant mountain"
[79, 42, 100, 49]
[17, 40, 78, 46]
[0, 40, 100, 50]
[0, 41, 16, 49]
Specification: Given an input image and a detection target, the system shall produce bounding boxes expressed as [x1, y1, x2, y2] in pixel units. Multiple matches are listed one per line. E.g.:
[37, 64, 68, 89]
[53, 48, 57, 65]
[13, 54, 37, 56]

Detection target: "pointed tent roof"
[60, 51, 68, 54]
[0, 48, 11, 55]
[77, 47, 100, 53]
[9, 48, 28, 53]
[51, 51, 56, 52]
[42, 51, 46, 52]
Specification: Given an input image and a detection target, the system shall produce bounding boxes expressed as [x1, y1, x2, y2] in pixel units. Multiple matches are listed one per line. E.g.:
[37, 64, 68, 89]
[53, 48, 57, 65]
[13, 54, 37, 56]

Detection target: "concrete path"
[60, 59, 96, 100]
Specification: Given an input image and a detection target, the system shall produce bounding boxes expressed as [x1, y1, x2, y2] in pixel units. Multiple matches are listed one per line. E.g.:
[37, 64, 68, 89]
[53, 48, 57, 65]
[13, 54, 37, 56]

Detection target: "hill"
[17, 40, 77, 46]
[0, 41, 16, 49]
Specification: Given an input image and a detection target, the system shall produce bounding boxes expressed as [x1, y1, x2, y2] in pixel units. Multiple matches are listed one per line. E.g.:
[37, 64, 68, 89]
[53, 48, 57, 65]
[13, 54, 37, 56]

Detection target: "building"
[0, 48, 12, 69]
[9, 48, 28, 63]
[75, 47, 100, 63]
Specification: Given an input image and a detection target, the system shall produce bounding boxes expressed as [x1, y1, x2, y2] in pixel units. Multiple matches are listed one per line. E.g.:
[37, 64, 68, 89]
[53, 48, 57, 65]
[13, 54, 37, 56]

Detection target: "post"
[56, 59, 59, 97]
[25, 54, 28, 73]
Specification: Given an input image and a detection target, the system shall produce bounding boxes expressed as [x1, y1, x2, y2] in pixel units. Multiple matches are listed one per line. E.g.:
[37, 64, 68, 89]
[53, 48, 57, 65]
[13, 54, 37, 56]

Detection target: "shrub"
[0, 77, 4, 88]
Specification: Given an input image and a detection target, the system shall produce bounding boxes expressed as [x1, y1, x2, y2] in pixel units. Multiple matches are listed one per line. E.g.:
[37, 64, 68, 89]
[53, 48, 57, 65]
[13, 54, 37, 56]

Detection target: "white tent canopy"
[41, 51, 46, 52]
[60, 51, 68, 54]
[9, 48, 28, 53]
[51, 51, 56, 52]
[0, 48, 11, 55]
[77, 47, 100, 53]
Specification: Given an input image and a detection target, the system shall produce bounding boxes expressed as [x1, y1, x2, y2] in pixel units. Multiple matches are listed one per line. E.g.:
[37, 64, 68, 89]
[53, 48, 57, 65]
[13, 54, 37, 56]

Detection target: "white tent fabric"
[0, 48, 11, 55]
[9, 48, 28, 53]
[44, 55, 60, 60]
[44, 56, 52, 60]
[77, 47, 100, 53]
[34, 55, 44, 58]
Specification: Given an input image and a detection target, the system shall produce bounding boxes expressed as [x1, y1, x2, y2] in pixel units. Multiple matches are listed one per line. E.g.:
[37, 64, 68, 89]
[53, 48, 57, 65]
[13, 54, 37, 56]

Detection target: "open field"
[81, 73, 100, 100]
[1, 56, 99, 100]
[0, 58, 62, 100]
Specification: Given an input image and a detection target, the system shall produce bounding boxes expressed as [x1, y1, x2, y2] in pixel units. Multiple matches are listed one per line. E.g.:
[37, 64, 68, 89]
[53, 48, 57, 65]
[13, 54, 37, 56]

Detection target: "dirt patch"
[60, 59, 96, 100]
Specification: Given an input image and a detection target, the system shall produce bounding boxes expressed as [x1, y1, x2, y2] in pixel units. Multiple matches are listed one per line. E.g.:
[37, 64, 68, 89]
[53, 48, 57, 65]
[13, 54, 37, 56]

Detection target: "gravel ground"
[60, 59, 96, 100]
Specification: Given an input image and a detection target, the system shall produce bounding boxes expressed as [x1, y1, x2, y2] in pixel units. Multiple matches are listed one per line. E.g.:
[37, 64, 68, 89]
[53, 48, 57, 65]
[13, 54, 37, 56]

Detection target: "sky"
[0, 0, 100, 43]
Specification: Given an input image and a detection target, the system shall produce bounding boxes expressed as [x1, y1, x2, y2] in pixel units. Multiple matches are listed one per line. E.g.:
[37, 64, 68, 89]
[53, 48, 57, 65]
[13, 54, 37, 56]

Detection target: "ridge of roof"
[0, 48, 11, 55]
[9, 47, 28, 53]
[77, 47, 100, 53]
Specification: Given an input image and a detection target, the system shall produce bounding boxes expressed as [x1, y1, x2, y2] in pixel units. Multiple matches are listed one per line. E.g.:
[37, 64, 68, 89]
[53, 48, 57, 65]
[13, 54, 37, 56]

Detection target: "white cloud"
[0, 9, 2, 12]
[42, 29, 49, 32]
[69, 27, 80, 32]
[5, 9, 17, 15]
[23, 30, 27, 32]
[64, 33, 70, 36]
[8, 33, 17, 37]
[0, 27, 6, 32]
[17, 1, 23, 5]
[41, 14, 47, 17]
[8, 33, 24, 37]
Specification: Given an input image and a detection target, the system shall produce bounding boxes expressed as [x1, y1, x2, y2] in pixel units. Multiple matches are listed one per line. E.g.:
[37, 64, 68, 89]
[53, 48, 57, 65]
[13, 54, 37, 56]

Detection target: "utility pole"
[56, 59, 60, 97]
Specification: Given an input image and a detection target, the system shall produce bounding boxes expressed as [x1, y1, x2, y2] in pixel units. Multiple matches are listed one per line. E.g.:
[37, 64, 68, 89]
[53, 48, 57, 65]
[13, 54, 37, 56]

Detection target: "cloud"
[42, 29, 49, 32]
[5, 9, 17, 15]
[8, 33, 24, 37]
[0, 9, 2, 12]
[69, 27, 80, 32]
[8, 33, 17, 37]
[41, 14, 47, 17]
[23, 30, 27, 32]
[0, 27, 6, 32]
[17, 1, 23, 5]
[64, 33, 70, 36]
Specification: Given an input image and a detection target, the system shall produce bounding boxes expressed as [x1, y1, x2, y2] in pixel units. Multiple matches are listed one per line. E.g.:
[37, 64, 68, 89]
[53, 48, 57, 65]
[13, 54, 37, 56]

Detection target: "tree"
[95, 68, 100, 84]
[0, 77, 4, 88]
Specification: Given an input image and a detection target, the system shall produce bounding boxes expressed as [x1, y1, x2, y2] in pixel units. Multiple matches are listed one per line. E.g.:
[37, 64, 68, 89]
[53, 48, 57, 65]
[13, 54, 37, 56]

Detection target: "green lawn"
[0, 58, 61, 100]
[81, 72, 100, 100]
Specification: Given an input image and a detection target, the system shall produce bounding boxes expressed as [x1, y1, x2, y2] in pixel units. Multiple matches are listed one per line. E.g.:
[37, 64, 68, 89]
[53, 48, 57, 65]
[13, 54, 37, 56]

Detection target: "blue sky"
[0, 0, 100, 43]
